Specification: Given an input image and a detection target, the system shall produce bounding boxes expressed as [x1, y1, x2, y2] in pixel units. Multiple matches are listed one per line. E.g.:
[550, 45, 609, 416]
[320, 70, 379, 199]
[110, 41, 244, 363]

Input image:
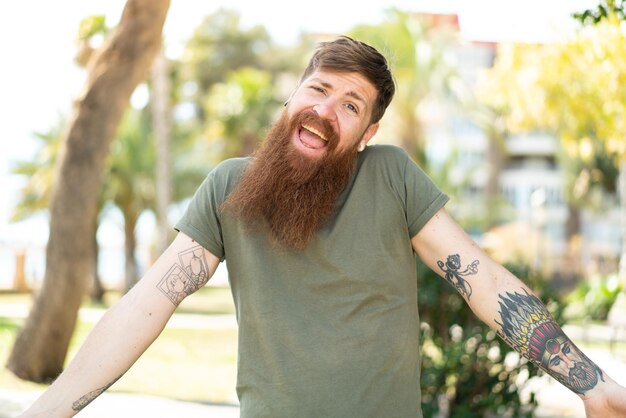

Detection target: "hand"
[582, 378, 626, 418]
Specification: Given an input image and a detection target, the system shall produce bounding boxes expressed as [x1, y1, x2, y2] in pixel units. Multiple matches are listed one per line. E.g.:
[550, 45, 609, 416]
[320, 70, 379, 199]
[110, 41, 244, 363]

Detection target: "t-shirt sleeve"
[174, 168, 226, 261]
[403, 154, 449, 238]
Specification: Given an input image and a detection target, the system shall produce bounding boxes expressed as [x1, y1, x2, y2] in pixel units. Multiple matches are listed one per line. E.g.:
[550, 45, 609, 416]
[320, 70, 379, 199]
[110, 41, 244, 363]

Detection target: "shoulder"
[357, 144, 412, 173]
[212, 157, 250, 175]
[361, 144, 410, 161]
[357, 144, 438, 189]
[194, 157, 251, 198]
[207, 157, 250, 183]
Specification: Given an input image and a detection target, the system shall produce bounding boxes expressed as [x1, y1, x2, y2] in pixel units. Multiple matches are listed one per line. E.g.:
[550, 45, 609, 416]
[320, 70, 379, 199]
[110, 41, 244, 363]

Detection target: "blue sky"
[0, 0, 594, 248]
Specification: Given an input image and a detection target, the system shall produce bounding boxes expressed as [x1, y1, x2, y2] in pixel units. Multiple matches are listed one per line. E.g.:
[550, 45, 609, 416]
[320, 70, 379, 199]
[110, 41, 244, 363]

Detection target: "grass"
[0, 286, 239, 404]
[0, 317, 46, 393]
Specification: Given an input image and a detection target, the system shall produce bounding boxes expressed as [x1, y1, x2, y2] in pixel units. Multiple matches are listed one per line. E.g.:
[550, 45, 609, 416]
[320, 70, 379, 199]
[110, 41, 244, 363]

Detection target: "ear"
[284, 81, 302, 107]
[284, 91, 295, 107]
[358, 123, 379, 152]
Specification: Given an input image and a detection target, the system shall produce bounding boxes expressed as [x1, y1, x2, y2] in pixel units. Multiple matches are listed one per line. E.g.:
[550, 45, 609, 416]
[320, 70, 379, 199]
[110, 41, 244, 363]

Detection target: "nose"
[313, 97, 338, 122]
[561, 355, 575, 369]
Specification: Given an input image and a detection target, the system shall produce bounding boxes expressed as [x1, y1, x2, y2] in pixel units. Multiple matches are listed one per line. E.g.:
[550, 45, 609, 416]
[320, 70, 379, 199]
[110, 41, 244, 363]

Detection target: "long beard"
[222, 109, 359, 250]
[565, 362, 599, 394]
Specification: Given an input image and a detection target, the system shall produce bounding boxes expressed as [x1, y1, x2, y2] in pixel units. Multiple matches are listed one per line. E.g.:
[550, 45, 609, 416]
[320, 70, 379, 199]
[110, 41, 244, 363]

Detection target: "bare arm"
[18, 232, 220, 418]
[412, 208, 626, 417]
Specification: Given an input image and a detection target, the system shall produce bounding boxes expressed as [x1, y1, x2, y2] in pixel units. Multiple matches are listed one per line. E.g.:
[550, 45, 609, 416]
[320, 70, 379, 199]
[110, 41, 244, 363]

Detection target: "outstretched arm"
[17, 232, 220, 418]
[412, 208, 626, 417]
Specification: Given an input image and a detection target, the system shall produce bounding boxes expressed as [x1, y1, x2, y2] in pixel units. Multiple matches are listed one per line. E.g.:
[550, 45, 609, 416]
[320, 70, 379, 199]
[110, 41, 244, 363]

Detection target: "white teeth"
[302, 124, 328, 141]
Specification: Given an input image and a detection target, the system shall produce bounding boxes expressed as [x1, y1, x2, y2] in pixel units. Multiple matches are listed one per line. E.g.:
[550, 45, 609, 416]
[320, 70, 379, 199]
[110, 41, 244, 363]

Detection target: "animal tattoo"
[437, 254, 479, 300]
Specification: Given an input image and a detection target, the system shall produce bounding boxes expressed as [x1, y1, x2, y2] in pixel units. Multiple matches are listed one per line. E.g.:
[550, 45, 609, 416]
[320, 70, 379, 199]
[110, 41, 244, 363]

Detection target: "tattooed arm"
[411, 208, 626, 417]
[17, 232, 220, 418]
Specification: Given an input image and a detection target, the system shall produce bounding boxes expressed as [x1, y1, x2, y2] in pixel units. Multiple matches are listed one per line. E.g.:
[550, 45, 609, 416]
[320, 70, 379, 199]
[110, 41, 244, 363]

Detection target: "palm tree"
[349, 9, 463, 168]
[11, 122, 63, 221]
[8, 0, 170, 383]
[104, 109, 155, 291]
[11, 119, 107, 301]
[103, 102, 209, 292]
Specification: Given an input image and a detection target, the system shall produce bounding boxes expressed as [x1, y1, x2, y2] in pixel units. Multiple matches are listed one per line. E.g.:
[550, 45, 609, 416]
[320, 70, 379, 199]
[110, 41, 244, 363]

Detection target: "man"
[17, 36, 626, 417]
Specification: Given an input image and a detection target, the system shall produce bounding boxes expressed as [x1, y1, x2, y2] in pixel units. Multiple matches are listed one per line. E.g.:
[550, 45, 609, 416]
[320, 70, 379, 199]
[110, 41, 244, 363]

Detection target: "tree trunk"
[565, 203, 581, 241]
[484, 126, 506, 229]
[124, 209, 139, 292]
[400, 112, 426, 167]
[90, 213, 105, 303]
[8, 0, 170, 382]
[13, 249, 28, 292]
[618, 159, 626, 284]
[608, 158, 626, 330]
[151, 48, 173, 254]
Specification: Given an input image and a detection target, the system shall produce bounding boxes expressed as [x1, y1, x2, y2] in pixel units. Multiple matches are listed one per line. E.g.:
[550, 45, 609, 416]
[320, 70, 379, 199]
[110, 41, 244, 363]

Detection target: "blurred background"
[1, 0, 626, 417]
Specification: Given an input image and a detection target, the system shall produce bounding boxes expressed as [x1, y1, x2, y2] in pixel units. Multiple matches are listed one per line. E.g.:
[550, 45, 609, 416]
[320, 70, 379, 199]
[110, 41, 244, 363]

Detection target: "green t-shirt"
[175, 144, 448, 418]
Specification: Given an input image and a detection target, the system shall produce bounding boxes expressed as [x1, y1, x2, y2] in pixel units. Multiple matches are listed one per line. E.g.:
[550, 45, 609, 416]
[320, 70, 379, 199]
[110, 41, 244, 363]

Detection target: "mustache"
[569, 363, 590, 379]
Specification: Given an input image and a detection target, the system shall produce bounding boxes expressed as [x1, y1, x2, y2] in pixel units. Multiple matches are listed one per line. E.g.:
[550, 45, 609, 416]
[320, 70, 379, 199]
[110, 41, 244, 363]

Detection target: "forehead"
[301, 70, 377, 108]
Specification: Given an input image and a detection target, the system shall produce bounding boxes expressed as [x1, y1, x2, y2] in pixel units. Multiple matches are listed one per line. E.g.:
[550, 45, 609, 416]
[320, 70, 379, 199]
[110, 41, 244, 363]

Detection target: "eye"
[561, 343, 571, 354]
[309, 85, 325, 94]
[345, 102, 359, 114]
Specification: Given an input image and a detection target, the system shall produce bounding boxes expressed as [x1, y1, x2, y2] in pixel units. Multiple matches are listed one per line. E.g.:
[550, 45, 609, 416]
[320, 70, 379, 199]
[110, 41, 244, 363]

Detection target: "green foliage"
[564, 273, 623, 321]
[10, 119, 64, 221]
[479, 22, 626, 212]
[418, 260, 563, 417]
[573, 0, 626, 25]
[77, 15, 107, 40]
[177, 8, 303, 163]
[349, 9, 463, 167]
[180, 9, 274, 123]
[75, 15, 110, 67]
[105, 108, 155, 217]
[556, 140, 621, 212]
[203, 67, 280, 159]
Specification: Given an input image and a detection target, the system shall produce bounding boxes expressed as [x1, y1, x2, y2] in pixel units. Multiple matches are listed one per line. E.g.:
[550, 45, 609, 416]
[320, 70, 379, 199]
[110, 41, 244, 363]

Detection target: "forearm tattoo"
[156, 244, 211, 305]
[496, 289, 604, 395]
[72, 374, 121, 411]
[437, 254, 479, 300]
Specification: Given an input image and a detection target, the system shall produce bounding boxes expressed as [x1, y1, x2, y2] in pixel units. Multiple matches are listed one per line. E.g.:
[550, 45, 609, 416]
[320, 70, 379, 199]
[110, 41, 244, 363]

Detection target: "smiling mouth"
[302, 124, 328, 141]
[298, 124, 329, 150]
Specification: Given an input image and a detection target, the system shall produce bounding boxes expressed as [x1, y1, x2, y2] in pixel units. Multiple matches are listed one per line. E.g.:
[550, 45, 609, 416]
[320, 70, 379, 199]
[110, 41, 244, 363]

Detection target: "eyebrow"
[312, 78, 368, 109]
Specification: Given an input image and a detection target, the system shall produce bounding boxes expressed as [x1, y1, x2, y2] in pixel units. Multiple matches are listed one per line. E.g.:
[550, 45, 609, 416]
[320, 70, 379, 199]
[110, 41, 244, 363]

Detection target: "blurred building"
[417, 12, 622, 283]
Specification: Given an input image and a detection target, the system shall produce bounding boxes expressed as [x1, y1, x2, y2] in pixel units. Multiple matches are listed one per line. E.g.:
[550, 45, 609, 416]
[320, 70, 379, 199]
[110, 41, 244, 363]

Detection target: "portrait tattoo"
[496, 289, 604, 394]
[437, 254, 479, 300]
[72, 374, 122, 411]
[157, 245, 210, 306]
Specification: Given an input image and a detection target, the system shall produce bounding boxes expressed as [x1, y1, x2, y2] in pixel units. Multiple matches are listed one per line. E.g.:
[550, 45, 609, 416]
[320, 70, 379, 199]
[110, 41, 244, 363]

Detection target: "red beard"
[222, 109, 359, 250]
